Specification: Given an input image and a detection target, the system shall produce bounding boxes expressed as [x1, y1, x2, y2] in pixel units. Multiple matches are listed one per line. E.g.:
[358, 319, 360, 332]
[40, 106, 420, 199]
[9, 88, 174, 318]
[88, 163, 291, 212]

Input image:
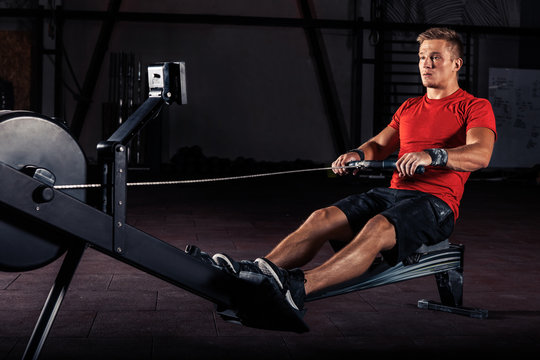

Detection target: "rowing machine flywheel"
[0, 111, 87, 272]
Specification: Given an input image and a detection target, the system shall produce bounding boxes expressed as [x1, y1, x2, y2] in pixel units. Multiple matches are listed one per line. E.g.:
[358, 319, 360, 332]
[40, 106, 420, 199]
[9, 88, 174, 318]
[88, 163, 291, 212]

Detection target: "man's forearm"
[445, 143, 492, 172]
[445, 127, 495, 172]
[358, 139, 398, 161]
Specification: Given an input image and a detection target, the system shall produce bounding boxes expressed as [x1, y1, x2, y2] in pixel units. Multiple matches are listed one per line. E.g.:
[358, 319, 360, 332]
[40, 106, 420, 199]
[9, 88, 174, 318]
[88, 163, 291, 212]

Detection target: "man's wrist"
[347, 149, 365, 161]
[424, 148, 448, 166]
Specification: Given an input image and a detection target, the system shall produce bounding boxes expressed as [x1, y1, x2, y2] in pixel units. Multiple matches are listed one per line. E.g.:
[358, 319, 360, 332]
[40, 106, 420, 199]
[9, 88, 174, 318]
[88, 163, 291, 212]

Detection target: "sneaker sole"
[254, 258, 283, 288]
[255, 258, 299, 311]
[212, 254, 238, 274]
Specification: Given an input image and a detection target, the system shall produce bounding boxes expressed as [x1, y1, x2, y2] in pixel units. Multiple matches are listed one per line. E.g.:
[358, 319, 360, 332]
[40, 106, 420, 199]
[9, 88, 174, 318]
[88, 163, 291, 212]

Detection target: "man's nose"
[423, 58, 433, 68]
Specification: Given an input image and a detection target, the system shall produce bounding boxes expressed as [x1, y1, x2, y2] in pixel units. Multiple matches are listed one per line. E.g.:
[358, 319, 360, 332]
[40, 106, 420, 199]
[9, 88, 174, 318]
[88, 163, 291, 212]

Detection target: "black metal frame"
[21, 242, 86, 360]
[0, 161, 250, 360]
[0, 62, 311, 360]
[0, 62, 254, 360]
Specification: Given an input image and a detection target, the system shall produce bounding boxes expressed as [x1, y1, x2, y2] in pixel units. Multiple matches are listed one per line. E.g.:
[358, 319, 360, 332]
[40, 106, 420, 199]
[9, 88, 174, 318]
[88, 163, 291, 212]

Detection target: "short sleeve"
[465, 99, 497, 140]
[388, 98, 411, 131]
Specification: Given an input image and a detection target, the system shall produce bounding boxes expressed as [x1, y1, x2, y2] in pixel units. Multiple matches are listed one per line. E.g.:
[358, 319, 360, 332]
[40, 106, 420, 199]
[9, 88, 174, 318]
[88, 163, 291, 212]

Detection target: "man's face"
[418, 39, 460, 89]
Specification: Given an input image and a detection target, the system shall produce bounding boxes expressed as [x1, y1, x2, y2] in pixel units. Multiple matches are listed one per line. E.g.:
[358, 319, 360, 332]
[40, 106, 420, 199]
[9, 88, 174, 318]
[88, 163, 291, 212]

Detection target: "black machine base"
[418, 299, 489, 319]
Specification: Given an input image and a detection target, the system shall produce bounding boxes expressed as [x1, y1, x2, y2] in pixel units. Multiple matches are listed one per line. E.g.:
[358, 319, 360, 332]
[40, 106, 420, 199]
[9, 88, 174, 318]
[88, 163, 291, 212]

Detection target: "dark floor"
[1, 172, 539, 359]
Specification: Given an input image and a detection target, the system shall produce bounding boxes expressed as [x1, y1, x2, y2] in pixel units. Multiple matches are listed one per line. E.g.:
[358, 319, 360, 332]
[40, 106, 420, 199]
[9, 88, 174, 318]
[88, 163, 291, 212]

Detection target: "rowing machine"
[0, 62, 485, 360]
[0, 63, 307, 360]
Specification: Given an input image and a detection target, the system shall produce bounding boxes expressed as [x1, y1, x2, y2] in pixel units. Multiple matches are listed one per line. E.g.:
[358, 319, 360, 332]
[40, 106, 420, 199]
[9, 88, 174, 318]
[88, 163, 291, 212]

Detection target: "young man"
[212, 27, 497, 313]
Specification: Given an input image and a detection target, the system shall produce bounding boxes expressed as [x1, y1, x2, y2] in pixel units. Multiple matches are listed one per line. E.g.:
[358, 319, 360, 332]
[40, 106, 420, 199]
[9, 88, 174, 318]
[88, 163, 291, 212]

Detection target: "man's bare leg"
[264, 206, 353, 269]
[303, 214, 396, 295]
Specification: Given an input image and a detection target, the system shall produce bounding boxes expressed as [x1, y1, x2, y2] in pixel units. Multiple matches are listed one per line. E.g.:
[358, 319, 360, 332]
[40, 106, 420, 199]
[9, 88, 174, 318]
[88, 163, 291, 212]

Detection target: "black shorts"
[332, 187, 454, 266]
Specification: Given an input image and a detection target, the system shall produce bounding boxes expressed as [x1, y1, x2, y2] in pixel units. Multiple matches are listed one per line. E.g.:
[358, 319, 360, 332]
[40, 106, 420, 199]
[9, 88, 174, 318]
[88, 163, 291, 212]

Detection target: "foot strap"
[216, 271, 309, 333]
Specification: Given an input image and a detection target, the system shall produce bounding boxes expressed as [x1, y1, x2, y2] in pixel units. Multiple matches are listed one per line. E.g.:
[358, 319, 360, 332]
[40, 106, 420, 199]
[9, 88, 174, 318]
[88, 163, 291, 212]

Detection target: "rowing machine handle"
[347, 160, 425, 174]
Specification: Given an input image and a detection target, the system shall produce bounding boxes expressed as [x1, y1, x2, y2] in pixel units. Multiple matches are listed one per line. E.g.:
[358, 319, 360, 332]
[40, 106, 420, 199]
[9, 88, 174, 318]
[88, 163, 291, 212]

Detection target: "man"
[212, 27, 497, 313]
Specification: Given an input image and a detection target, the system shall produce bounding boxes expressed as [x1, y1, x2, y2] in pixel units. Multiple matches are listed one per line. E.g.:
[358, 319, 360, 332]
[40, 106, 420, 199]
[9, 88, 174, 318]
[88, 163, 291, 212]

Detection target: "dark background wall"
[46, 0, 362, 165]
[1, 0, 539, 171]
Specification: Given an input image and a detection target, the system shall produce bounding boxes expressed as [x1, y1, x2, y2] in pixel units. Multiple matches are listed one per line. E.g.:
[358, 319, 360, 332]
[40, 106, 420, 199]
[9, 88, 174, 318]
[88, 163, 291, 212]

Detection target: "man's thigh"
[380, 191, 454, 265]
[330, 188, 392, 251]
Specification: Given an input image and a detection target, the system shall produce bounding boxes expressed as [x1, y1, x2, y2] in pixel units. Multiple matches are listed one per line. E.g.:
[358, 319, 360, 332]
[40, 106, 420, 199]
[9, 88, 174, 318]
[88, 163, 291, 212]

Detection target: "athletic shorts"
[332, 187, 454, 266]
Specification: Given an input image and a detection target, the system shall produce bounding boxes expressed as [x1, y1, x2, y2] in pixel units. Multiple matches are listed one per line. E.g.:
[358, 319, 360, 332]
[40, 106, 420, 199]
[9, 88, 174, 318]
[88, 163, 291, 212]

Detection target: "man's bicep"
[466, 127, 495, 149]
[360, 126, 400, 160]
[464, 127, 496, 168]
[374, 126, 400, 150]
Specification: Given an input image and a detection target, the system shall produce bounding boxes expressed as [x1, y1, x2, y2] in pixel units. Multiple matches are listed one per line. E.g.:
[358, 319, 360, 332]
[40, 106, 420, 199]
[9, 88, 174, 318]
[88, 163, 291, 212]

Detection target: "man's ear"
[454, 57, 463, 71]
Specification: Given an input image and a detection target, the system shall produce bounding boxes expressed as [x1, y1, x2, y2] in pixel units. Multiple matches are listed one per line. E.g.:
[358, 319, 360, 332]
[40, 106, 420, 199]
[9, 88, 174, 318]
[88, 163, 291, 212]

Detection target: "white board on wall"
[488, 68, 540, 168]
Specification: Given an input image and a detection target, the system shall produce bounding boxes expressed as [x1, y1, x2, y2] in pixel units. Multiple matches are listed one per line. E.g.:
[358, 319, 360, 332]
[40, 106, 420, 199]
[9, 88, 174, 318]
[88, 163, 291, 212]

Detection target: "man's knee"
[307, 206, 346, 226]
[304, 206, 351, 239]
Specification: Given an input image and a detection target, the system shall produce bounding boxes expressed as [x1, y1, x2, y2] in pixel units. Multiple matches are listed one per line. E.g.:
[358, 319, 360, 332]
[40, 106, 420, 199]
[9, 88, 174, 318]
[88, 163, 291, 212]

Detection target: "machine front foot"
[417, 299, 488, 319]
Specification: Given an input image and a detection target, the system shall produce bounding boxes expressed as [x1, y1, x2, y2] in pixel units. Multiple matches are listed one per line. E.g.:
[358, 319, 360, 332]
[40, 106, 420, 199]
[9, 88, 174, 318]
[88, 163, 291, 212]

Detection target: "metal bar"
[385, 40, 419, 45]
[113, 144, 127, 255]
[382, 60, 419, 65]
[2, 8, 540, 36]
[99, 96, 163, 147]
[0, 8, 353, 29]
[387, 71, 421, 75]
[70, 0, 122, 139]
[385, 91, 424, 96]
[465, 31, 471, 92]
[372, 24, 385, 132]
[383, 81, 421, 85]
[417, 299, 488, 319]
[30, 5, 44, 113]
[53, 5, 64, 118]
[0, 162, 240, 308]
[383, 49, 419, 54]
[350, 10, 363, 146]
[297, 0, 348, 154]
[22, 242, 86, 360]
[472, 33, 480, 95]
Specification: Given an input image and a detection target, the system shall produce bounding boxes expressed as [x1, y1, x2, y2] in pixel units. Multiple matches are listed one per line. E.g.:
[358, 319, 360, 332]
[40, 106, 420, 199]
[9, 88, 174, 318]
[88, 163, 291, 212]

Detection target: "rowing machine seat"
[306, 239, 463, 304]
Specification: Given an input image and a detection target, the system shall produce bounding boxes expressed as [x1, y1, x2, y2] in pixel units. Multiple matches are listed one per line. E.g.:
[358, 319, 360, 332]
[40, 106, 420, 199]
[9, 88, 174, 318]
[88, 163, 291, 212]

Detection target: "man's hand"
[396, 151, 432, 177]
[332, 152, 362, 176]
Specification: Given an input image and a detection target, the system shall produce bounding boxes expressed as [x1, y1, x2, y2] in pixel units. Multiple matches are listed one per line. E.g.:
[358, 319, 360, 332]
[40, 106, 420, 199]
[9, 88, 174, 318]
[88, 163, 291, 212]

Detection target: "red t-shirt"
[388, 89, 497, 219]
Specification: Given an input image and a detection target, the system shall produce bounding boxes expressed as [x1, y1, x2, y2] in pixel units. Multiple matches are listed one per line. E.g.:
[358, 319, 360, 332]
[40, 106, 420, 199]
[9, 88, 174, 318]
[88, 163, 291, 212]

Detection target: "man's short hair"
[417, 27, 463, 60]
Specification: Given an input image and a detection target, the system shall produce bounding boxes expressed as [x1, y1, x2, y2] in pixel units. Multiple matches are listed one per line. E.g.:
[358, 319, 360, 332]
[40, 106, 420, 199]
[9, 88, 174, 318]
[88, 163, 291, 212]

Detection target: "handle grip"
[346, 160, 425, 174]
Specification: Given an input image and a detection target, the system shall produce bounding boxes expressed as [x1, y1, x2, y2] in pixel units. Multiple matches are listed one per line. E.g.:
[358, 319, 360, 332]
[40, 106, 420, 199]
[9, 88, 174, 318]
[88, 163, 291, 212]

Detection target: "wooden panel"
[0, 31, 32, 110]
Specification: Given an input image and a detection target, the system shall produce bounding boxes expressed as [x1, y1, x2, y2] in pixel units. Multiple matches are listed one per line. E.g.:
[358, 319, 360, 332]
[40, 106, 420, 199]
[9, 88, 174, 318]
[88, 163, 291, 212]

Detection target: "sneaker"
[185, 244, 216, 266]
[254, 258, 306, 311]
[212, 253, 261, 275]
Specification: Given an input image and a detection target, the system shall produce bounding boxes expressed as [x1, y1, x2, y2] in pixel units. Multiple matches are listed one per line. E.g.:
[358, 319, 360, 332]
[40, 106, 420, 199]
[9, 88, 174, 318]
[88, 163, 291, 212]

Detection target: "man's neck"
[426, 84, 460, 99]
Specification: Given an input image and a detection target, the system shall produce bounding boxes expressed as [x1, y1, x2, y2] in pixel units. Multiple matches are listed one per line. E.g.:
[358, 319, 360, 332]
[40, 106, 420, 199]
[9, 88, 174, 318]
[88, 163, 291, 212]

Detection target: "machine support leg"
[22, 242, 86, 360]
[435, 269, 464, 307]
[418, 269, 488, 319]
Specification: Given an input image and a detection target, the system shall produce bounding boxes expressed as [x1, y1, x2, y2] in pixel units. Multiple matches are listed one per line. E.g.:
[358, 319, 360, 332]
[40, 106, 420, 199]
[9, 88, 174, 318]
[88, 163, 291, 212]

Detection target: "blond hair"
[417, 27, 463, 59]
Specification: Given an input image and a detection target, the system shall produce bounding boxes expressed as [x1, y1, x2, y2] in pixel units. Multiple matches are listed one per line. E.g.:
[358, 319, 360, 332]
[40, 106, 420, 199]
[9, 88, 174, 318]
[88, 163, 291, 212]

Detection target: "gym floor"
[1, 171, 539, 359]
